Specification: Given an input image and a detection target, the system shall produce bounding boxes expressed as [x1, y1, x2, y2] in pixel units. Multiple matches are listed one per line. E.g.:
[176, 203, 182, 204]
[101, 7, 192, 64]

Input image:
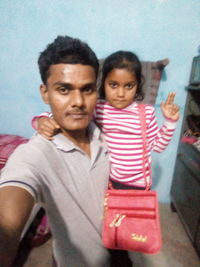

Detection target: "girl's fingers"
[50, 117, 60, 129]
[165, 92, 175, 105]
[172, 105, 180, 115]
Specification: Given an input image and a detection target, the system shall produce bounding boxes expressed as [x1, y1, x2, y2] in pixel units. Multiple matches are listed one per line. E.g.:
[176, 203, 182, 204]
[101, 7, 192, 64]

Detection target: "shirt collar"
[51, 121, 101, 153]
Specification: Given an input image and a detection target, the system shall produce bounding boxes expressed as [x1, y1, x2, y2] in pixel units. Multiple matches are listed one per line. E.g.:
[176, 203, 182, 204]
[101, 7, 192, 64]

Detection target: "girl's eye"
[109, 82, 117, 88]
[125, 83, 137, 90]
[125, 84, 133, 89]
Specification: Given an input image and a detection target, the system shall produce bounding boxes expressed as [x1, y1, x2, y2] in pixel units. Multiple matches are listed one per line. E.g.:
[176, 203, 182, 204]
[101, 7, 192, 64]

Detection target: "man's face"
[40, 64, 97, 136]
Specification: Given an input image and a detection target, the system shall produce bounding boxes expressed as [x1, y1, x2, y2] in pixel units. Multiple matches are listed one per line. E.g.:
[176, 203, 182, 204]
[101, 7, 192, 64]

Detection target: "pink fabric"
[0, 134, 28, 169]
[31, 112, 51, 130]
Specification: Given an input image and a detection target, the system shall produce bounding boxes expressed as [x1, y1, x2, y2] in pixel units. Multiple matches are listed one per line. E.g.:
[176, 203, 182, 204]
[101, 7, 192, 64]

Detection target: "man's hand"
[160, 92, 180, 121]
[38, 117, 60, 140]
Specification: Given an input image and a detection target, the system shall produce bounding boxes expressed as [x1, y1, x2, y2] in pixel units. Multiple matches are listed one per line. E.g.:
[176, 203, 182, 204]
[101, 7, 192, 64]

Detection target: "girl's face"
[104, 68, 138, 109]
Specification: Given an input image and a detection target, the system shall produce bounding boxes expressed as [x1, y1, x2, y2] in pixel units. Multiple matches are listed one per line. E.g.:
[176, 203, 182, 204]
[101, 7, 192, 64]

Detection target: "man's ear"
[40, 84, 49, 104]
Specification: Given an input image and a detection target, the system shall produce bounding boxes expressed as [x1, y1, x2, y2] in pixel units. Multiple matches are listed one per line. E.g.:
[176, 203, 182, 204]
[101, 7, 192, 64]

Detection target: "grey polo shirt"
[0, 122, 110, 267]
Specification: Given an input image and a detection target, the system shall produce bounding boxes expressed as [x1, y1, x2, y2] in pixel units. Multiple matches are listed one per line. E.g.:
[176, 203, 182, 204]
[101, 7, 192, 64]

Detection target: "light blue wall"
[0, 0, 199, 202]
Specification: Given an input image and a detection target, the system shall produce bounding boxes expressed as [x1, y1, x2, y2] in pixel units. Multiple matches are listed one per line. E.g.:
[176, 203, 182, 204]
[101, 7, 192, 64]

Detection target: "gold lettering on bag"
[131, 233, 147, 242]
[109, 214, 126, 227]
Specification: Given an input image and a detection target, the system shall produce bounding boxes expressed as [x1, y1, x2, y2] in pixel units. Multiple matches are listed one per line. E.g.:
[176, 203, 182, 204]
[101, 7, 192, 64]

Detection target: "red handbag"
[102, 104, 162, 254]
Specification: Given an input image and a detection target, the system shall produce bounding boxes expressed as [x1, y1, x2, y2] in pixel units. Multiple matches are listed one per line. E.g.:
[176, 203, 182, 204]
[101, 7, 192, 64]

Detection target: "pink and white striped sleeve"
[146, 107, 177, 153]
[31, 112, 51, 130]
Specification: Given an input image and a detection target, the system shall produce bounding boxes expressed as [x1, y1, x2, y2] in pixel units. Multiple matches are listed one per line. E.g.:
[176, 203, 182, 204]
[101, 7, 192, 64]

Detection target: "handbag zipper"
[108, 208, 156, 220]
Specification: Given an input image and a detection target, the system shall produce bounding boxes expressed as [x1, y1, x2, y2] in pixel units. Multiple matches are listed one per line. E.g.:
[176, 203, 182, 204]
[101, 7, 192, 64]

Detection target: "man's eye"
[59, 88, 69, 94]
[83, 87, 95, 94]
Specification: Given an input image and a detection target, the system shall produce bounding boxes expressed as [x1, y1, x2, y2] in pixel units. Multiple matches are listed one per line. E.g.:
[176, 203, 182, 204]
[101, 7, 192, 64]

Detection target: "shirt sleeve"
[146, 106, 177, 153]
[0, 144, 43, 202]
[31, 112, 52, 130]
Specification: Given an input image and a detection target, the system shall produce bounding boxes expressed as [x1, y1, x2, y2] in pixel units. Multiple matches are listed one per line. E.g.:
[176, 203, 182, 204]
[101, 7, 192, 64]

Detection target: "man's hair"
[38, 35, 99, 84]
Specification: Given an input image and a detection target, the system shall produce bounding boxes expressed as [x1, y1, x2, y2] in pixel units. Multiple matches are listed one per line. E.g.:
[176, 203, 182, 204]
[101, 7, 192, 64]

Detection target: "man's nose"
[71, 90, 84, 106]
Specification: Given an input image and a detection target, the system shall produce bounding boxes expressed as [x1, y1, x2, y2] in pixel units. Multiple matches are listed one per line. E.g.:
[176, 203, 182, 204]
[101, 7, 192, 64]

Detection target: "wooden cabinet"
[170, 87, 200, 257]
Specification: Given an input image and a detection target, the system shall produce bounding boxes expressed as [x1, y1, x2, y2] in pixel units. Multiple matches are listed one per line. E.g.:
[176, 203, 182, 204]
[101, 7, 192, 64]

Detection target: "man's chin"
[60, 122, 90, 132]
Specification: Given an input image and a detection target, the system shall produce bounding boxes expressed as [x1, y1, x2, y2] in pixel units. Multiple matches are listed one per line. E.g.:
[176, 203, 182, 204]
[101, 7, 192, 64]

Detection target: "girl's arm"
[32, 112, 51, 130]
[31, 113, 60, 140]
[147, 92, 180, 152]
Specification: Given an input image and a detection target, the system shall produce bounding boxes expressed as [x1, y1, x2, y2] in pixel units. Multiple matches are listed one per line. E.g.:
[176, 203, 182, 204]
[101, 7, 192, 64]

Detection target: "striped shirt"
[94, 100, 176, 188]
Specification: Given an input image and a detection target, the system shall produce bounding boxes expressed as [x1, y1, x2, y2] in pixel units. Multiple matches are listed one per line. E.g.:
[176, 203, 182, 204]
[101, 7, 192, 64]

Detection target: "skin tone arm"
[36, 92, 180, 140]
[0, 186, 34, 267]
[36, 116, 60, 140]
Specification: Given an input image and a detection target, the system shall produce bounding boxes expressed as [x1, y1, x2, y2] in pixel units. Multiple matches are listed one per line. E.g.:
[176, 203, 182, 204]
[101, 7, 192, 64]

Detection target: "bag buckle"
[109, 214, 126, 227]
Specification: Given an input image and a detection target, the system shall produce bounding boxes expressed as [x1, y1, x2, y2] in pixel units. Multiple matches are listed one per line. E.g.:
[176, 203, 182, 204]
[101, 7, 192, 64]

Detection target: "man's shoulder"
[9, 134, 54, 159]
[1, 134, 59, 176]
[23, 134, 51, 147]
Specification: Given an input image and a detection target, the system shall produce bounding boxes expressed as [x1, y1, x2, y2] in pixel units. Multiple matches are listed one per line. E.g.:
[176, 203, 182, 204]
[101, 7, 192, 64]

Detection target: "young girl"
[33, 51, 180, 190]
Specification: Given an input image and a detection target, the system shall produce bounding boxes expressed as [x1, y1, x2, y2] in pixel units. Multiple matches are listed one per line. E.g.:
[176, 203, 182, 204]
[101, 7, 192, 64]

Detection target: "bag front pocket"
[103, 207, 161, 254]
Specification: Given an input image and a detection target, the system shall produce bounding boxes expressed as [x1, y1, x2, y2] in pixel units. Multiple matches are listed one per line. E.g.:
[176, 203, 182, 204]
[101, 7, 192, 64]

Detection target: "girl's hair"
[99, 51, 144, 101]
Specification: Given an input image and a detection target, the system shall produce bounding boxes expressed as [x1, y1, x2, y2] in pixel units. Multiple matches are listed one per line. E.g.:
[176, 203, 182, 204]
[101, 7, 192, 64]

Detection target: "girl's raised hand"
[37, 117, 60, 140]
[160, 92, 180, 121]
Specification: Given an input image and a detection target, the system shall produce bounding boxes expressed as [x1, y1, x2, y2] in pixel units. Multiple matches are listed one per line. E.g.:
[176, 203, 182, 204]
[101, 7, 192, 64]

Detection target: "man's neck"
[61, 128, 91, 156]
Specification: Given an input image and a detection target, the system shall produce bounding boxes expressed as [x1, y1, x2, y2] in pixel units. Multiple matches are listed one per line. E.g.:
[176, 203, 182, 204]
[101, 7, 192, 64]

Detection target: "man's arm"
[0, 186, 34, 267]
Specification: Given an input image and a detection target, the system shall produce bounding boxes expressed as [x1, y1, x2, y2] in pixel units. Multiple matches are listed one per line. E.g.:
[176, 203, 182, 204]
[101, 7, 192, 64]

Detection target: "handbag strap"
[138, 104, 151, 190]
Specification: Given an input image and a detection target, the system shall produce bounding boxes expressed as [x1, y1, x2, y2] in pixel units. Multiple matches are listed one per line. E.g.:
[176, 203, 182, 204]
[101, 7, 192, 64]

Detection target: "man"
[0, 36, 110, 267]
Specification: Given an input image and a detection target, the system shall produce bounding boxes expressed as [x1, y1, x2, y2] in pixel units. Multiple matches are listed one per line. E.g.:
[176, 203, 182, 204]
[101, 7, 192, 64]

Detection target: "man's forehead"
[49, 63, 95, 75]
[47, 63, 96, 84]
